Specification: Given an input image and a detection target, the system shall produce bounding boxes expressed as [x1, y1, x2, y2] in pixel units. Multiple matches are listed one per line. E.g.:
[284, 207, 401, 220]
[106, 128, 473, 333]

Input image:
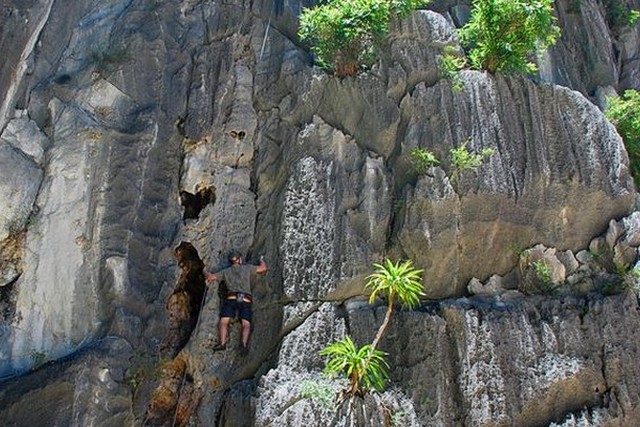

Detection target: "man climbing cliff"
[205, 251, 268, 353]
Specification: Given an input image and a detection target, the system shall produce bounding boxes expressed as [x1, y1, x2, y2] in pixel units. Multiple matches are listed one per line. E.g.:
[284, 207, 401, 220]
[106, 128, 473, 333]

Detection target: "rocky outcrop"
[1, 0, 640, 426]
[395, 71, 635, 298]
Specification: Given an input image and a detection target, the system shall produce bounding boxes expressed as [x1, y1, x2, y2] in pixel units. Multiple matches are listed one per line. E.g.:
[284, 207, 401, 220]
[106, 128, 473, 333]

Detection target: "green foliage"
[391, 410, 407, 427]
[298, 0, 427, 76]
[507, 241, 524, 257]
[320, 336, 389, 396]
[299, 379, 336, 409]
[449, 140, 494, 182]
[602, 0, 640, 29]
[459, 0, 560, 74]
[409, 147, 440, 175]
[604, 260, 640, 294]
[531, 259, 553, 287]
[366, 258, 425, 309]
[30, 350, 48, 369]
[606, 89, 640, 188]
[438, 45, 466, 92]
[521, 258, 560, 294]
[320, 258, 424, 398]
[90, 44, 131, 76]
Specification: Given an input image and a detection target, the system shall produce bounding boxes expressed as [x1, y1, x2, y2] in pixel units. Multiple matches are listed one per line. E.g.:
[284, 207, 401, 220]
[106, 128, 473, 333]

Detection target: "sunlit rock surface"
[1, 0, 640, 425]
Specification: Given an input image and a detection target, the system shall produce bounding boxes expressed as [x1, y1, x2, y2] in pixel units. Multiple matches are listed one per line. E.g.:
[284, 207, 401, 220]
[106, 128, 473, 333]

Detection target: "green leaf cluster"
[531, 259, 553, 287]
[602, 0, 640, 30]
[299, 379, 335, 409]
[459, 0, 560, 74]
[605, 89, 640, 187]
[366, 258, 424, 309]
[450, 141, 494, 182]
[409, 147, 440, 175]
[298, 0, 426, 76]
[438, 46, 467, 91]
[319, 336, 389, 395]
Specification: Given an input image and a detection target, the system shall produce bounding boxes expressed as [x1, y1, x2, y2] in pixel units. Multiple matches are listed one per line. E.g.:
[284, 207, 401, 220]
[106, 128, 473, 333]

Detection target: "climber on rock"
[205, 251, 268, 353]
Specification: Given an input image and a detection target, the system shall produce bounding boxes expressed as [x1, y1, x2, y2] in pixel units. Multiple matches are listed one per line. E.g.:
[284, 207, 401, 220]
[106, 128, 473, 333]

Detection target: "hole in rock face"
[174, 242, 206, 313]
[54, 74, 72, 84]
[0, 280, 18, 321]
[160, 242, 207, 357]
[179, 187, 214, 221]
[228, 130, 245, 140]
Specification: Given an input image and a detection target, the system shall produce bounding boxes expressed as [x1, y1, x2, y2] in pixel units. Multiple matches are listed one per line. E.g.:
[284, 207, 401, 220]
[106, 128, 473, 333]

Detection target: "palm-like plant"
[365, 258, 424, 353]
[319, 336, 389, 396]
[319, 258, 424, 398]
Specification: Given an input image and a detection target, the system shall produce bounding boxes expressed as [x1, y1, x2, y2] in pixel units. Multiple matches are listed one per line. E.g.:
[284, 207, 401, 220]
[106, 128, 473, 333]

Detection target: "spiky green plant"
[320, 258, 424, 398]
[365, 258, 424, 358]
[319, 336, 389, 396]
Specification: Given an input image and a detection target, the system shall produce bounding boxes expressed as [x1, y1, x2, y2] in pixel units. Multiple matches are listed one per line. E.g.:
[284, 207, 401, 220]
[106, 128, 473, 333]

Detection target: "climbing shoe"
[212, 342, 226, 351]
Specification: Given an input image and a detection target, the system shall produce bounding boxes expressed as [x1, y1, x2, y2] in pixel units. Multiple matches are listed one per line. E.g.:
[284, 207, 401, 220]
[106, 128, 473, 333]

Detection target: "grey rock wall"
[0, 0, 640, 426]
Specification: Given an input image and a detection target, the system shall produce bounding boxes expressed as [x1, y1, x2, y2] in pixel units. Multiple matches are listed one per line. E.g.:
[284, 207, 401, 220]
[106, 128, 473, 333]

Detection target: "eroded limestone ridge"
[0, 0, 640, 426]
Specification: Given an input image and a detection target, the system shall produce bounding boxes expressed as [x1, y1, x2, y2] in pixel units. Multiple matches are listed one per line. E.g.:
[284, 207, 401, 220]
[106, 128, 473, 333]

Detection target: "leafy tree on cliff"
[606, 89, 640, 187]
[459, 0, 560, 74]
[298, 0, 426, 77]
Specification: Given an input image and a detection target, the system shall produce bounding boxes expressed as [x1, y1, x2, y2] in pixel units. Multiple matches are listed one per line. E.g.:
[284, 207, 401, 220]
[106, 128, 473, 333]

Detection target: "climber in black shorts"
[205, 251, 268, 353]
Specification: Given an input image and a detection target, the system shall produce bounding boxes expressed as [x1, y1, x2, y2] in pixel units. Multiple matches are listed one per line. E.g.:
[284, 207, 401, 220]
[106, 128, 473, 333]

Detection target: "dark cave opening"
[179, 187, 215, 221]
[160, 242, 208, 357]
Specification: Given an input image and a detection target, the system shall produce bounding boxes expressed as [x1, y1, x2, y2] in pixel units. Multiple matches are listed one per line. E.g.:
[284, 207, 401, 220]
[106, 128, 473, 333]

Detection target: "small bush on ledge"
[459, 0, 560, 74]
[605, 89, 640, 188]
[298, 0, 426, 77]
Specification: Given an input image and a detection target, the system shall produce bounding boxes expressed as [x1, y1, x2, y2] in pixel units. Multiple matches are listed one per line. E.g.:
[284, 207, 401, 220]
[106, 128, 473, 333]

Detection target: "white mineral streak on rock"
[524, 354, 583, 393]
[548, 407, 608, 426]
[281, 156, 336, 298]
[363, 156, 390, 249]
[105, 256, 128, 298]
[459, 311, 508, 426]
[542, 322, 559, 352]
[256, 156, 345, 426]
[6, 104, 97, 375]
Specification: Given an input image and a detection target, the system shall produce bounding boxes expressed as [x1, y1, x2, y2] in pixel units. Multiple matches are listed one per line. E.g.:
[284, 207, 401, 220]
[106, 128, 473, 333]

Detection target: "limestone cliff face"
[1, 0, 640, 426]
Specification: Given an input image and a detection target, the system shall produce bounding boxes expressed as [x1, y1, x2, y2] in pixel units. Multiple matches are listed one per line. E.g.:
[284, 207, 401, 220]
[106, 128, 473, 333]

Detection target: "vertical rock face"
[344, 292, 640, 427]
[398, 72, 635, 297]
[0, 0, 639, 426]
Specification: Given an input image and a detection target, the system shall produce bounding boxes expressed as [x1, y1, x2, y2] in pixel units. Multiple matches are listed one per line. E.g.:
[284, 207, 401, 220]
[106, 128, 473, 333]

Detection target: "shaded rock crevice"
[159, 242, 207, 359]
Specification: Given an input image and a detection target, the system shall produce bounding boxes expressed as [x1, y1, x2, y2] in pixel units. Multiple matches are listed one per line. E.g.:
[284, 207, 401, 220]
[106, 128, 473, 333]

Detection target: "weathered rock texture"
[1, 0, 640, 426]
